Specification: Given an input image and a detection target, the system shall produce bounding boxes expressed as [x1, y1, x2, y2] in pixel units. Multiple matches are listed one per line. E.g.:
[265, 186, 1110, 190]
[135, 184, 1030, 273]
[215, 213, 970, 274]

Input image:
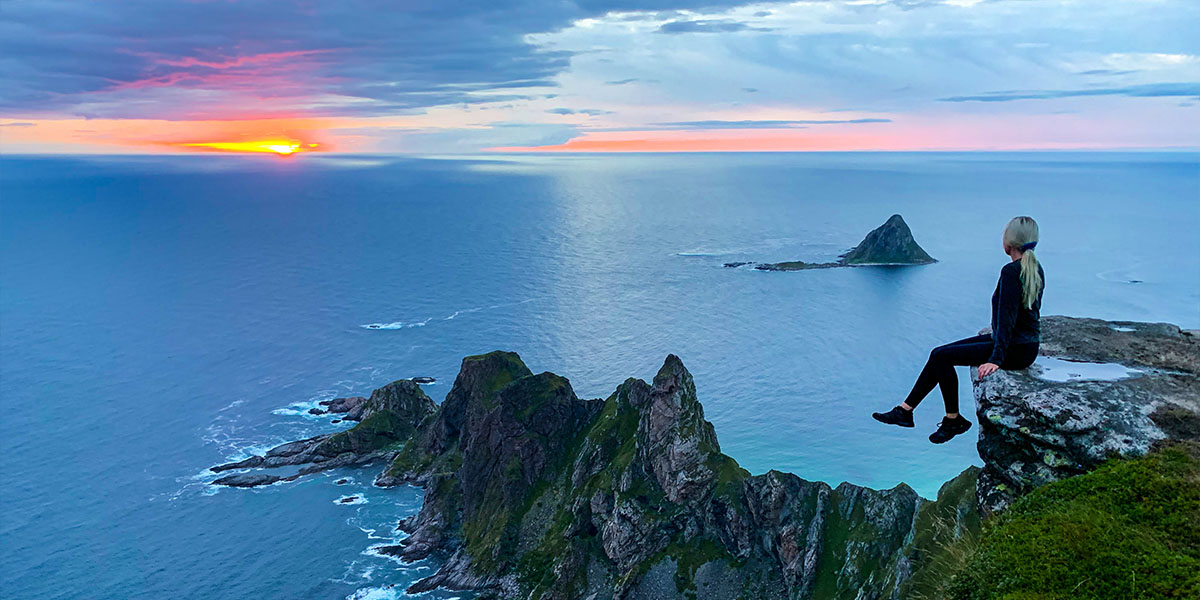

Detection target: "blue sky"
[1, 0, 1197, 153]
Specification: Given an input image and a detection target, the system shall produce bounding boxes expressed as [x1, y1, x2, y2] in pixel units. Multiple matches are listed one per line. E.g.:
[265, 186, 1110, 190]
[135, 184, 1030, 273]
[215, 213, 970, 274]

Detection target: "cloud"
[1077, 69, 1138, 76]
[547, 107, 614, 115]
[0, 121, 35, 127]
[643, 118, 892, 129]
[657, 19, 772, 34]
[939, 82, 1200, 102]
[0, 0, 751, 119]
[604, 78, 641, 85]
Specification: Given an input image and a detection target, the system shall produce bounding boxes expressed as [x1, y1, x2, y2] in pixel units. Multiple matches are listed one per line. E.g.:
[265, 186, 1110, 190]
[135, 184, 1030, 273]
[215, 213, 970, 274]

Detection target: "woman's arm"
[989, 265, 1021, 366]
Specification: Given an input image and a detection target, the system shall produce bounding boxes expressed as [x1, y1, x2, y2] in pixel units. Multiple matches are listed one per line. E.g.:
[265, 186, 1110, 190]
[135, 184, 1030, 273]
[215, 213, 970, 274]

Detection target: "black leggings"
[904, 334, 1038, 414]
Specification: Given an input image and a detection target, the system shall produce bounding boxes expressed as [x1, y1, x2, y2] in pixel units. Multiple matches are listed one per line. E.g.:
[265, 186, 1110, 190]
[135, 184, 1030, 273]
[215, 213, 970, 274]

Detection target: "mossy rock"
[318, 409, 414, 455]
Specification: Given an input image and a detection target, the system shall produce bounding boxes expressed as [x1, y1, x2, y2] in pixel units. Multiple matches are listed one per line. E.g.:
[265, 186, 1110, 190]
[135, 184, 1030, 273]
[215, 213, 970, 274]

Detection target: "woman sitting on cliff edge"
[873, 216, 1045, 444]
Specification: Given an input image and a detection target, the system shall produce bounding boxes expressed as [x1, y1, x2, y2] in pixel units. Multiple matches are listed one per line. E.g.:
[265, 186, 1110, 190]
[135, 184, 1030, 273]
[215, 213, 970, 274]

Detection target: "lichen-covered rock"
[973, 316, 1200, 515]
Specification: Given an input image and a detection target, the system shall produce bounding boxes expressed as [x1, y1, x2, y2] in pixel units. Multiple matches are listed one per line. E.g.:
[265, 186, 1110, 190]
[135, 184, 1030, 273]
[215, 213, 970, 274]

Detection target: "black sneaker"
[929, 416, 972, 444]
[872, 406, 914, 428]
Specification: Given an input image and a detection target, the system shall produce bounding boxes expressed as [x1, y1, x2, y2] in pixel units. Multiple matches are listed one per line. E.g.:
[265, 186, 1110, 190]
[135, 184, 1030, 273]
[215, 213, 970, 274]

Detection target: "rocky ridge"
[726, 214, 937, 271]
[210, 316, 1198, 599]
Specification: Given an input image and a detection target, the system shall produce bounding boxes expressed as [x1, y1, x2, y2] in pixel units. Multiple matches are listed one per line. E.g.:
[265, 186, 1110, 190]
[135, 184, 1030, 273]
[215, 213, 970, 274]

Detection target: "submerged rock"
[736, 214, 937, 271]
[973, 316, 1200, 515]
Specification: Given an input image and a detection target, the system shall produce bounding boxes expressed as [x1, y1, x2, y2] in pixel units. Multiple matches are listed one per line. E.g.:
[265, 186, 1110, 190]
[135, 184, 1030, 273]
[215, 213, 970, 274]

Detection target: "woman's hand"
[978, 363, 999, 378]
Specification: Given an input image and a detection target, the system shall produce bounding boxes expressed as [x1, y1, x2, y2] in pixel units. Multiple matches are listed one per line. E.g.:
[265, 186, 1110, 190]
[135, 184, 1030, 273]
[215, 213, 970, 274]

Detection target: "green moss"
[668, 538, 739, 594]
[462, 351, 531, 408]
[509, 373, 570, 423]
[708, 454, 750, 508]
[947, 444, 1200, 600]
[320, 409, 413, 455]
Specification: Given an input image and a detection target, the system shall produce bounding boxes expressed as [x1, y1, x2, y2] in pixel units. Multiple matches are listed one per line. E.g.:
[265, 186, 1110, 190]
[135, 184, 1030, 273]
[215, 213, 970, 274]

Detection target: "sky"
[0, 0, 1197, 154]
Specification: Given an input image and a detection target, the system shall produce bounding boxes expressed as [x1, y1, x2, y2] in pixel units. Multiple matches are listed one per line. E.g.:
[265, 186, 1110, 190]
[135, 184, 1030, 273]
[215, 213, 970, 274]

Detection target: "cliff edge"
[974, 316, 1200, 515]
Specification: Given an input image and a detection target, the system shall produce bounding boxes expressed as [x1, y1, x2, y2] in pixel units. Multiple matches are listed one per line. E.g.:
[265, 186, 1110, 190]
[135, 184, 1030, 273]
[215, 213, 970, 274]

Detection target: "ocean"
[2, 151, 1197, 599]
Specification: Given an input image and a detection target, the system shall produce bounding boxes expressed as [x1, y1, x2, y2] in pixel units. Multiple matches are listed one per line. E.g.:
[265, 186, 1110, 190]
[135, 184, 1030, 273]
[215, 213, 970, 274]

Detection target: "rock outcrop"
[727, 214, 937, 271]
[839, 214, 936, 266]
[210, 379, 436, 482]
[974, 316, 1200, 515]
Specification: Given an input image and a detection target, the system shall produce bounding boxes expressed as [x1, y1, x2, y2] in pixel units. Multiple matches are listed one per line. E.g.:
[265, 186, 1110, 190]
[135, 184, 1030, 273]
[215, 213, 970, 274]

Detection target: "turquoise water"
[2, 152, 1197, 599]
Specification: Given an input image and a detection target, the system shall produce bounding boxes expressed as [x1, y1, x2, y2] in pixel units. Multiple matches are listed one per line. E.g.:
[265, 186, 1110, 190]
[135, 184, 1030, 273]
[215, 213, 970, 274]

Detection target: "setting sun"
[177, 139, 316, 155]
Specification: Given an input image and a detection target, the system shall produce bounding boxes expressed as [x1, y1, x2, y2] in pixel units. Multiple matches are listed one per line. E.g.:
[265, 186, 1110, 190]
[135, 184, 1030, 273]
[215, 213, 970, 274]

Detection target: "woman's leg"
[903, 334, 993, 415]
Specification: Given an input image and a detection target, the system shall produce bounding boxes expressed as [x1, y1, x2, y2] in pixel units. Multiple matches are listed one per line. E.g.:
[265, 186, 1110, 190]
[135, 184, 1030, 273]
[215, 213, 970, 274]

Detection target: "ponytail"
[1019, 249, 1042, 309]
[1003, 215, 1043, 309]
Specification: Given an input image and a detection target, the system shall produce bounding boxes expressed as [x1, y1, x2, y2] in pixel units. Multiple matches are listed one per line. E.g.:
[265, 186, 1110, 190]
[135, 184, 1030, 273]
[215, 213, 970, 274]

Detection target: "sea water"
[2, 152, 1197, 599]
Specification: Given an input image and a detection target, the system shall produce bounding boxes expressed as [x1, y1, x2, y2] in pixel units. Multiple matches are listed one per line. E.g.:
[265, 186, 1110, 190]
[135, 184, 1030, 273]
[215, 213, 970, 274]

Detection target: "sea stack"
[738, 213, 937, 271]
[840, 213, 936, 265]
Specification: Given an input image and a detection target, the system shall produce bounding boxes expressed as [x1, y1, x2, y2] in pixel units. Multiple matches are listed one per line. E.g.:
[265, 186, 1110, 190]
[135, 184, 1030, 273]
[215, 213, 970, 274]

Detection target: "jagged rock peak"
[841, 213, 937, 265]
[637, 354, 721, 503]
[429, 350, 534, 451]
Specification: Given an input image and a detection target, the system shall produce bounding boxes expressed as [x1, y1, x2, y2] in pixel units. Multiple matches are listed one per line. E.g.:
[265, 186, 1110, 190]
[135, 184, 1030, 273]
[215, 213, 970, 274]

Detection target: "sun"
[176, 139, 319, 155]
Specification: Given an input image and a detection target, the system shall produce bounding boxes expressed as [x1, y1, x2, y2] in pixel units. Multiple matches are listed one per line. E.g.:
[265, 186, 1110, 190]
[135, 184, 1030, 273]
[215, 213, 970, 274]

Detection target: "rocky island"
[211, 317, 1198, 599]
[726, 214, 937, 271]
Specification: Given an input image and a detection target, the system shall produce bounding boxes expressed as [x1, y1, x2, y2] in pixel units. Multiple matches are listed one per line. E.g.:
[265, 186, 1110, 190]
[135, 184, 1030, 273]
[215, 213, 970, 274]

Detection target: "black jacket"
[989, 259, 1044, 365]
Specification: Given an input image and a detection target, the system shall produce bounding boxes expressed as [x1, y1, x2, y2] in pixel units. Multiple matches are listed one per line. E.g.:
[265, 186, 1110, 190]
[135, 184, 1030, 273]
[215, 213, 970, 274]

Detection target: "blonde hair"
[1003, 216, 1042, 309]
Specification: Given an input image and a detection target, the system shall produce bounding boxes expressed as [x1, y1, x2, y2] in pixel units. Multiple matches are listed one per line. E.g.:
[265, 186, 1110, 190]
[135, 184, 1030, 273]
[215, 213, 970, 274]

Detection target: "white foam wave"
[1095, 264, 1147, 284]
[345, 585, 401, 600]
[217, 398, 246, 412]
[361, 298, 535, 331]
[336, 495, 368, 505]
[361, 321, 407, 330]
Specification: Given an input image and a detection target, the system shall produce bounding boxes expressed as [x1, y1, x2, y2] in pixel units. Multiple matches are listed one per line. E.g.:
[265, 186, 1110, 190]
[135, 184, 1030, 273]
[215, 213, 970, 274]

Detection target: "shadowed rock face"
[741, 214, 937, 271]
[973, 316, 1200, 515]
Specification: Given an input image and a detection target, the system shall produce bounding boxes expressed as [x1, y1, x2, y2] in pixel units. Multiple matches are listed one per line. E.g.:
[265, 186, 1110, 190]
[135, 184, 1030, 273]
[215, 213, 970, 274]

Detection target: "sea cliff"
[211, 316, 1199, 598]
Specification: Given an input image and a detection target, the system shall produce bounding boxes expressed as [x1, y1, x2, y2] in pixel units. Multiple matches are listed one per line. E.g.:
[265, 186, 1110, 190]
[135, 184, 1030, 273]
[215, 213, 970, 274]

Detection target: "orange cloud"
[0, 117, 352, 154]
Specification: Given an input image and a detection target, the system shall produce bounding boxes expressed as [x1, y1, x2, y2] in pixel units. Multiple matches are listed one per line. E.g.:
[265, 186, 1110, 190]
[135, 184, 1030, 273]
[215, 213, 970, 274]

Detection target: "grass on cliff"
[946, 444, 1200, 600]
[320, 409, 413, 455]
